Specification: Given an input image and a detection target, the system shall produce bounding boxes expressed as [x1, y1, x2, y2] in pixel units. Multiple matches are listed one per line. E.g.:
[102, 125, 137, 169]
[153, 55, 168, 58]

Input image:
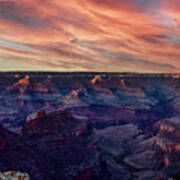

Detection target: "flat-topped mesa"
[156, 120, 180, 153]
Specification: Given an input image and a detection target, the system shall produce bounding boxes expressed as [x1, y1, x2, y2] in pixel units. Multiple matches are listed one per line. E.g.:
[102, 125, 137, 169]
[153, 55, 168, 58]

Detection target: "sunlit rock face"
[7, 75, 59, 95]
[91, 75, 103, 85]
[7, 75, 30, 95]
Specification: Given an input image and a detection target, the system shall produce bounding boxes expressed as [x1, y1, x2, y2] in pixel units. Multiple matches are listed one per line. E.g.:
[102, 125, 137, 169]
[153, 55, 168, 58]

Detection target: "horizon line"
[0, 71, 180, 77]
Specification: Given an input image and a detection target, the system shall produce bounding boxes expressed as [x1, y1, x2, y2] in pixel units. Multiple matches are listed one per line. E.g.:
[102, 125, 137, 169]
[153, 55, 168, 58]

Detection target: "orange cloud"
[0, 0, 179, 72]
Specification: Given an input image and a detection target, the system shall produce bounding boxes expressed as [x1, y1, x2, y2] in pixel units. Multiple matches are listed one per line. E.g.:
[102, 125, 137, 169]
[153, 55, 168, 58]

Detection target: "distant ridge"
[0, 71, 179, 78]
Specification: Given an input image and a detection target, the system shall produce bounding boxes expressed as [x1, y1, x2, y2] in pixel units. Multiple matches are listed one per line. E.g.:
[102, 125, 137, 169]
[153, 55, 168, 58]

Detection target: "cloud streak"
[0, 0, 179, 72]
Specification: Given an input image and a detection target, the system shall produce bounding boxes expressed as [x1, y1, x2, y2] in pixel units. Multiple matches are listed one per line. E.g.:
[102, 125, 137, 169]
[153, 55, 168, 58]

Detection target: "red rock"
[91, 75, 102, 84]
[164, 156, 169, 167]
[6, 76, 59, 95]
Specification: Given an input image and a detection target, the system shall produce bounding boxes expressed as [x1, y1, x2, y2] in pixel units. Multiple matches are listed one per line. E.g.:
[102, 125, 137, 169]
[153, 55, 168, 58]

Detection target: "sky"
[0, 0, 179, 72]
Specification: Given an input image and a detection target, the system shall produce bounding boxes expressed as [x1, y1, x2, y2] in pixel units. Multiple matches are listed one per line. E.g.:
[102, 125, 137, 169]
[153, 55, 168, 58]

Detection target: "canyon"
[0, 72, 179, 179]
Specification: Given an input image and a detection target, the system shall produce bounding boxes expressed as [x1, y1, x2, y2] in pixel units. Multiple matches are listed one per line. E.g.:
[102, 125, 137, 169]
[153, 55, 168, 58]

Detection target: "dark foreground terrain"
[0, 72, 180, 180]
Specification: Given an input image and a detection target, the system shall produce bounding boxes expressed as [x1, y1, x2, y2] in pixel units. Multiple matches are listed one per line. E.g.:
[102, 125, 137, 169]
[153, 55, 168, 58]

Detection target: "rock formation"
[156, 120, 180, 179]
[0, 171, 30, 180]
[0, 109, 111, 180]
[156, 120, 180, 153]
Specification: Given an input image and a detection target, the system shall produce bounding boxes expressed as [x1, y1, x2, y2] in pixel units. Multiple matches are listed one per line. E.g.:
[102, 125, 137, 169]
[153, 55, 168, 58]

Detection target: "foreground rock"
[0, 110, 111, 180]
[0, 171, 30, 180]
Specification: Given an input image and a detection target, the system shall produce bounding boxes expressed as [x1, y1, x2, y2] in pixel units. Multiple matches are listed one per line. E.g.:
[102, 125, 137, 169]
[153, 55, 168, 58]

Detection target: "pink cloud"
[0, 0, 179, 72]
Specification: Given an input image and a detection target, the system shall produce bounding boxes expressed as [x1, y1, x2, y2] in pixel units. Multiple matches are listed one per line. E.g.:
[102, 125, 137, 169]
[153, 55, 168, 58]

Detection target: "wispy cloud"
[0, 0, 179, 72]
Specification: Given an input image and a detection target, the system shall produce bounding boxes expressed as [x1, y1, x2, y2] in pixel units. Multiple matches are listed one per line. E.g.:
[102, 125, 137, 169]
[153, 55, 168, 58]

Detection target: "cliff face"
[7, 76, 59, 95]
[1, 73, 179, 134]
[0, 123, 48, 180]
[0, 110, 111, 180]
[155, 120, 180, 178]
[156, 120, 180, 153]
